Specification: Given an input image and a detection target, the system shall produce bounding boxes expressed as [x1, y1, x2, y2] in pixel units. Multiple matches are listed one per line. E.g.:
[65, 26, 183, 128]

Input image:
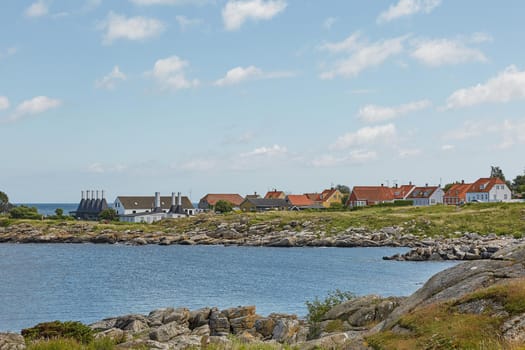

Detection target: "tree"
[55, 208, 64, 218]
[9, 206, 41, 219]
[443, 183, 455, 193]
[99, 208, 118, 221]
[0, 191, 10, 213]
[490, 166, 506, 181]
[214, 200, 233, 213]
[335, 185, 350, 194]
[512, 169, 525, 196]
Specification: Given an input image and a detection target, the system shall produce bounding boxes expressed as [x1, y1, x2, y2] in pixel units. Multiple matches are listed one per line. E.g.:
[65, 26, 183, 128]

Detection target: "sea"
[0, 244, 458, 332]
[16, 203, 82, 216]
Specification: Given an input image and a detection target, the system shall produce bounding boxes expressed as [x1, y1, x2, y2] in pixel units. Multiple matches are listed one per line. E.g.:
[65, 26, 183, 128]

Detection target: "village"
[72, 176, 515, 223]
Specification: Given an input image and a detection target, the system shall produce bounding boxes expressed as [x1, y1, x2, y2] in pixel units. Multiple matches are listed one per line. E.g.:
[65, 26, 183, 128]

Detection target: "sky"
[1, 0, 525, 202]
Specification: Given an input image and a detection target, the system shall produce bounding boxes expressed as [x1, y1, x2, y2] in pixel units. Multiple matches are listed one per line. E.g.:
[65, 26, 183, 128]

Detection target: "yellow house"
[305, 188, 344, 208]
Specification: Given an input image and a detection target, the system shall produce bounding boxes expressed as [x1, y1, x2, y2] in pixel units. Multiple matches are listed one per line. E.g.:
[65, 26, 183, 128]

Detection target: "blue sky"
[1, 0, 525, 202]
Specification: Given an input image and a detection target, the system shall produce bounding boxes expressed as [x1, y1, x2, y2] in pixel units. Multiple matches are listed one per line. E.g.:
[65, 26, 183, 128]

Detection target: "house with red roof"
[346, 185, 395, 207]
[444, 182, 471, 205]
[406, 185, 444, 206]
[391, 184, 416, 200]
[285, 194, 323, 210]
[198, 193, 245, 210]
[466, 178, 511, 203]
[305, 188, 344, 208]
[264, 190, 286, 199]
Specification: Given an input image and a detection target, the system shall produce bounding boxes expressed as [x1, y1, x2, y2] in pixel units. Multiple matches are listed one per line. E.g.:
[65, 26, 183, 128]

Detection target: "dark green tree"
[54, 208, 64, 218]
[9, 206, 41, 219]
[214, 200, 233, 213]
[99, 208, 118, 221]
[490, 166, 506, 181]
[335, 184, 350, 194]
[0, 191, 9, 213]
[512, 169, 525, 196]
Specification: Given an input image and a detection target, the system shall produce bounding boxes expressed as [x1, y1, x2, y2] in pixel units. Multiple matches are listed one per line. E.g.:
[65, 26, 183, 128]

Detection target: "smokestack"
[86, 190, 90, 200]
[178, 192, 182, 206]
[96, 190, 99, 200]
[171, 192, 176, 207]
[81, 190, 84, 200]
[425, 183, 429, 187]
[155, 192, 161, 210]
[91, 190, 95, 200]
[101, 190, 105, 199]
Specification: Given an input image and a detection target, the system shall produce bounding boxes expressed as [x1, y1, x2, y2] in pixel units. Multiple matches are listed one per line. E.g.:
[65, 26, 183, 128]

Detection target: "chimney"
[461, 179, 465, 184]
[91, 190, 95, 200]
[177, 192, 182, 206]
[425, 183, 429, 187]
[409, 181, 412, 186]
[86, 190, 90, 200]
[81, 190, 84, 200]
[381, 183, 384, 187]
[96, 190, 99, 200]
[171, 192, 176, 207]
[101, 190, 105, 199]
[155, 192, 161, 210]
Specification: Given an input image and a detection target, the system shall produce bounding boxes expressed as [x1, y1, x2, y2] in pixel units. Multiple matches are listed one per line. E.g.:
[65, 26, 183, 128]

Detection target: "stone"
[502, 313, 525, 343]
[114, 315, 149, 333]
[254, 318, 276, 339]
[90, 318, 117, 331]
[0, 333, 26, 350]
[298, 333, 349, 350]
[191, 324, 210, 337]
[189, 308, 211, 329]
[229, 315, 257, 334]
[167, 335, 202, 350]
[148, 308, 175, 327]
[222, 305, 256, 319]
[116, 339, 169, 349]
[94, 328, 127, 342]
[149, 321, 190, 342]
[209, 310, 230, 336]
[163, 308, 190, 325]
[272, 319, 300, 343]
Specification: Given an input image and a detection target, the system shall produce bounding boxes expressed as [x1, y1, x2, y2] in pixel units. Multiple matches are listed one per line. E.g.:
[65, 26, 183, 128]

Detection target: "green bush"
[9, 205, 41, 219]
[22, 321, 94, 344]
[99, 209, 118, 221]
[214, 200, 233, 213]
[305, 289, 354, 324]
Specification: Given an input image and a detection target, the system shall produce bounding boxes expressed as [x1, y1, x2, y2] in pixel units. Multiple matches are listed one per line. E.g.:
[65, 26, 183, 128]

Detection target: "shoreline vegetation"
[2, 243, 525, 349]
[1, 203, 524, 261]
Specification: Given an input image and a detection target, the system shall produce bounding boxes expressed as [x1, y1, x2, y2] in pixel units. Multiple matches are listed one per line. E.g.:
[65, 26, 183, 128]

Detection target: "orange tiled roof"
[265, 191, 285, 199]
[392, 185, 416, 199]
[351, 186, 395, 202]
[201, 194, 244, 206]
[444, 183, 471, 199]
[407, 186, 439, 199]
[305, 193, 321, 201]
[286, 194, 315, 207]
[468, 178, 506, 193]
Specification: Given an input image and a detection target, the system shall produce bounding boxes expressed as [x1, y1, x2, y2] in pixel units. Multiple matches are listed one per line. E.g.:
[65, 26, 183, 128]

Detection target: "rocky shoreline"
[1, 222, 523, 261]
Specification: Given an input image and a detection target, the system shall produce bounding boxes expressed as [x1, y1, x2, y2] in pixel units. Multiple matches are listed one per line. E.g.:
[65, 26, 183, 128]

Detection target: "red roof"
[444, 183, 471, 200]
[407, 186, 439, 199]
[305, 193, 321, 201]
[265, 191, 285, 199]
[351, 186, 395, 203]
[392, 185, 416, 199]
[286, 194, 315, 207]
[468, 178, 506, 193]
[200, 194, 244, 206]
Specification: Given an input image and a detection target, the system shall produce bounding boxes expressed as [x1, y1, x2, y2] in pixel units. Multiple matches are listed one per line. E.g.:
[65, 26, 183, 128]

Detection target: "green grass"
[4, 202, 525, 239]
[366, 278, 525, 350]
[26, 337, 117, 350]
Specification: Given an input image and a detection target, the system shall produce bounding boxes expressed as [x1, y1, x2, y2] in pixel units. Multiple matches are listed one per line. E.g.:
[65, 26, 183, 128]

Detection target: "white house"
[116, 192, 195, 223]
[466, 178, 512, 203]
[406, 186, 444, 206]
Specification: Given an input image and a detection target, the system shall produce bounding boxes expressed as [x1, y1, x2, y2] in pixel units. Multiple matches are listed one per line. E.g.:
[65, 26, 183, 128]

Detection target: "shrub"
[22, 321, 94, 344]
[9, 205, 41, 219]
[99, 209, 118, 221]
[215, 200, 233, 213]
[305, 289, 354, 324]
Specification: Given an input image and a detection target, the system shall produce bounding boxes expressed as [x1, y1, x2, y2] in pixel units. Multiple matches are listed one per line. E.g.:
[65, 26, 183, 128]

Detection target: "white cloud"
[411, 38, 487, 66]
[240, 144, 287, 157]
[147, 55, 199, 90]
[444, 120, 488, 140]
[320, 34, 407, 79]
[87, 163, 127, 174]
[131, 0, 207, 4]
[95, 66, 127, 90]
[445, 65, 525, 109]
[0, 96, 9, 110]
[358, 99, 431, 123]
[323, 17, 337, 30]
[331, 124, 397, 150]
[311, 150, 377, 167]
[214, 65, 294, 86]
[25, 1, 49, 18]
[377, 0, 441, 23]
[470, 32, 493, 44]
[441, 144, 455, 151]
[175, 16, 202, 31]
[98, 12, 166, 44]
[398, 148, 422, 158]
[179, 159, 217, 171]
[498, 119, 525, 149]
[5, 96, 61, 123]
[222, 0, 287, 31]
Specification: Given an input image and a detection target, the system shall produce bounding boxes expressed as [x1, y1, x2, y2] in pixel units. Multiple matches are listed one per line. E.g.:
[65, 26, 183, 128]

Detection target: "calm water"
[17, 203, 79, 216]
[0, 244, 457, 332]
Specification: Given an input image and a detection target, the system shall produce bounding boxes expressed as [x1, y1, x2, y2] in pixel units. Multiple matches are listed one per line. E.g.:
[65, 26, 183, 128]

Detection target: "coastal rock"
[502, 313, 525, 343]
[94, 328, 127, 342]
[209, 310, 230, 336]
[166, 335, 202, 350]
[116, 339, 169, 349]
[190, 324, 210, 337]
[114, 315, 149, 333]
[149, 321, 190, 342]
[189, 308, 211, 329]
[254, 318, 276, 339]
[0, 333, 25, 350]
[298, 333, 350, 350]
[90, 318, 117, 331]
[272, 319, 300, 343]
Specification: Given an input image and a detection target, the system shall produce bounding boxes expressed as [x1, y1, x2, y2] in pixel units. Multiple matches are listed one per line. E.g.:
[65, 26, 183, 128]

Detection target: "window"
[504, 194, 508, 200]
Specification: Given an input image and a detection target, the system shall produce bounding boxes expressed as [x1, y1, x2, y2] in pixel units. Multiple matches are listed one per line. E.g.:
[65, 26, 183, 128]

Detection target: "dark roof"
[75, 198, 108, 214]
[407, 187, 439, 199]
[243, 198, 290, 208]
[116, 196, 194, 210]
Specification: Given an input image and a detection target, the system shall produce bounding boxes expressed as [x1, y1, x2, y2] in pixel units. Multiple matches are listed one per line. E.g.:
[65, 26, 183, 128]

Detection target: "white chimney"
[171, 192, 176, 207]
[155, 192, 161, 209]
[177, 192, 182, 206]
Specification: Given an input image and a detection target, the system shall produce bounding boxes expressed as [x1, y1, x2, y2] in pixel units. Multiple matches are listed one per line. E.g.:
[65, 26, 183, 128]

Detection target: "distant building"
[285, 194, 324, 210]
[406, 186, 444, 206]
[444, 182, 471, 205]
[305, 188, 344, 208]
[240, 198, 289, 212]
[245, 192, 261, 200]
[346, 185, 396, 207]
[264, 190, 286, 199]
[466, 178, 512, 203]
[117, 192, 195, 223]
[72, 190, 109, 220]
[198, 194, 244, 210]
